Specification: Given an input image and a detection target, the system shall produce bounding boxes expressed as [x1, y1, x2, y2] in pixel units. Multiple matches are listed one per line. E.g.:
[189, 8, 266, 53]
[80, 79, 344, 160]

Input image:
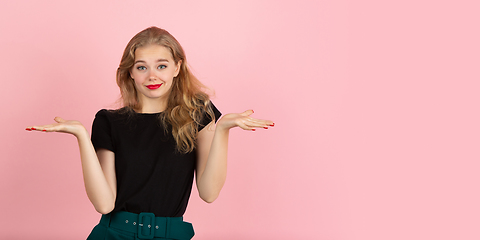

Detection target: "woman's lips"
[146, 84, 162, 90]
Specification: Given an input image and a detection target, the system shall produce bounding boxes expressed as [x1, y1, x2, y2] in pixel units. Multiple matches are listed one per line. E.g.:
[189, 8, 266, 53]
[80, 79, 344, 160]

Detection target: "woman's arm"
[78, 131, 117, 214]
[195, 110, 274, 203]
[196, 121, 228, 203]
[26, 117, 117, 214]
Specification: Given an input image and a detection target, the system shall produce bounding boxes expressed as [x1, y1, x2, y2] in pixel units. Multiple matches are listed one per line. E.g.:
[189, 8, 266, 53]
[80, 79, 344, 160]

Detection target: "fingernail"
[252, 110, 254, 113]
[263, 127, 268, 129]
[252, 129, 256, 131]
[270, 123, 275, 127]
[42, 129, 47, 132]
[31, 127, 36, 130]
[25, 128, 32, 131]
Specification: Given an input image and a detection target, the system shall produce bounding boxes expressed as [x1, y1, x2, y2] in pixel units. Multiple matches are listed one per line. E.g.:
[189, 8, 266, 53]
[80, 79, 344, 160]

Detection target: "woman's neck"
[138, 98, 168, 113]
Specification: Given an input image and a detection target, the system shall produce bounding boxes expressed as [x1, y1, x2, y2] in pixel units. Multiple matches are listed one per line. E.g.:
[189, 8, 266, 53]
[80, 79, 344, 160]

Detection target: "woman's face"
[130, 44, 181, 107]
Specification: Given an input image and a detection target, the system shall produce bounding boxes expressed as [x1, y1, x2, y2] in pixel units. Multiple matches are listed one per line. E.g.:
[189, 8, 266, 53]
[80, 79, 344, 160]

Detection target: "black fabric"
[91, 103, 221, 217]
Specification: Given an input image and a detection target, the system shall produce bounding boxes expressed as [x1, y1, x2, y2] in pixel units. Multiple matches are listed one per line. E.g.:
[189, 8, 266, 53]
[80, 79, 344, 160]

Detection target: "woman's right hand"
[26, 117, 87, 137]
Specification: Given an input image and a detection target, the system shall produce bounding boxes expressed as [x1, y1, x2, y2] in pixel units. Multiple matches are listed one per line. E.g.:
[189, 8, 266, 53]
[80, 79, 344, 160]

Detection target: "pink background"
[1, 0, 479, 239]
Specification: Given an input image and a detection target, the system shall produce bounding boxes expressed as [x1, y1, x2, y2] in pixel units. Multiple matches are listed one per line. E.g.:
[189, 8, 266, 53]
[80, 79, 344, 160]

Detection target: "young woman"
[26, 27, 273, 240]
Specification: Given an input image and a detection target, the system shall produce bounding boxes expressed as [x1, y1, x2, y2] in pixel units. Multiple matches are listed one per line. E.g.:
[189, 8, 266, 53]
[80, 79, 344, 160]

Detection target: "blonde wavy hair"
[116, 26, 214, 153]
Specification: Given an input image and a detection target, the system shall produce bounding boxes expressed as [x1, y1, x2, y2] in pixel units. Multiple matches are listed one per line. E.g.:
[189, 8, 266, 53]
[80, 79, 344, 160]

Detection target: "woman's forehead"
[134, 44, 174, 61]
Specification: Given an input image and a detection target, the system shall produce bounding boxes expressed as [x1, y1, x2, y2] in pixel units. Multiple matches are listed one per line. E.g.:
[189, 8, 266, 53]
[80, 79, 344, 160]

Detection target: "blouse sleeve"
[91, 109, 115, 152]
[198, 102, 222, 132]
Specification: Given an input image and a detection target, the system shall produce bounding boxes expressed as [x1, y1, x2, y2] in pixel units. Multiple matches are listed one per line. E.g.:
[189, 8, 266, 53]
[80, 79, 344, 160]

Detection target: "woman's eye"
[137, 66, 146, 70]
[158, 65, 167, 69]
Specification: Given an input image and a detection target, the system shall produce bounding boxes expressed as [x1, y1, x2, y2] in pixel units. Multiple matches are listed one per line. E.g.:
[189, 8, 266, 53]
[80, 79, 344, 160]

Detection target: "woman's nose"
[148, 71, 157, 80]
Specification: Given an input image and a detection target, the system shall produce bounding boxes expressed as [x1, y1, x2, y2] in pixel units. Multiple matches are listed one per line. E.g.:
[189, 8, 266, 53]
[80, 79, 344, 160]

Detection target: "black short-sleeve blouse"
[91, 103, 221, 217]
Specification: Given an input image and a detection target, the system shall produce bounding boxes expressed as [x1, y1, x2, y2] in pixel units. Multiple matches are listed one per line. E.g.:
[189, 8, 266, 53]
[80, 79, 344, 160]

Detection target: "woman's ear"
[174, 60, 182, 77]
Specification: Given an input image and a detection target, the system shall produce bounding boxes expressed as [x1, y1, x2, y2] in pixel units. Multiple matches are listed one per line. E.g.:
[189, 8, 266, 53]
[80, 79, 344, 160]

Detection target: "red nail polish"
[263, 127, 268, 129]
[25, 128, 32, 131]
[42, 129, 47, 132]
[270, 123, 275, 127]
[31, 127, 36, 130]
[252, 129, 256, 131]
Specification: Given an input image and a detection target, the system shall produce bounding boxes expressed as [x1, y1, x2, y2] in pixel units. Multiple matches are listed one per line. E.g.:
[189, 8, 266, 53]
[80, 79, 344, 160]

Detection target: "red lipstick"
[146, 84, 162, 90]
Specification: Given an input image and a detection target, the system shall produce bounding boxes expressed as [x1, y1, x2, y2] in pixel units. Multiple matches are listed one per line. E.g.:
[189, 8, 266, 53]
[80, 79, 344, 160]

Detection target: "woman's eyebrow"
[134, 59, 169, 64]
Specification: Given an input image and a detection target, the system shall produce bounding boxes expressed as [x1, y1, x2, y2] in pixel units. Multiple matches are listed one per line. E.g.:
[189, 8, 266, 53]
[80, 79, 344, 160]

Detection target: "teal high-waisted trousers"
[86, 211, 194, 240]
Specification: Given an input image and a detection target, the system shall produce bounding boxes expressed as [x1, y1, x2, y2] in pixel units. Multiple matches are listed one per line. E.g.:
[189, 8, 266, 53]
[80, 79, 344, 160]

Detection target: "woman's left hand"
[216, 110, 274, 131]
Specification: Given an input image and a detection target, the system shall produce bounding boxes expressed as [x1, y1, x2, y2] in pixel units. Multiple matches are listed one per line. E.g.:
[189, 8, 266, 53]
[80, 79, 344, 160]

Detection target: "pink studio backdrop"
[1, 0, 479, 239]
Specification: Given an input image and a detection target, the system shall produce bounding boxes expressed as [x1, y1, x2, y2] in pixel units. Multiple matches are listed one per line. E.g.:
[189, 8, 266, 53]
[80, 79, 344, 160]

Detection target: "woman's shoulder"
[196, 100, 221, 128]
[94, 107, 132, 120]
